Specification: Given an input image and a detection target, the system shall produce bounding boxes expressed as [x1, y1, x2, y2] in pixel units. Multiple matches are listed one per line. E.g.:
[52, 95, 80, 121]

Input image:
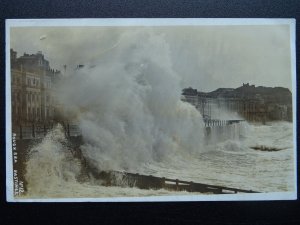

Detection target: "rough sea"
[23, 121, 295, 199]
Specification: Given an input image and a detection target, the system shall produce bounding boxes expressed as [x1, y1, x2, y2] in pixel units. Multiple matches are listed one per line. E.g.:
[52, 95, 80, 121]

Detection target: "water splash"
[25, 125, 82, 196]
[55, 30, 206, 172]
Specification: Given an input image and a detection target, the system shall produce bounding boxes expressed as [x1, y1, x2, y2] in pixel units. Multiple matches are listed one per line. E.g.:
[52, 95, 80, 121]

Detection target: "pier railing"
[204, 119, 245, 127]
[12, 123, 81, 140]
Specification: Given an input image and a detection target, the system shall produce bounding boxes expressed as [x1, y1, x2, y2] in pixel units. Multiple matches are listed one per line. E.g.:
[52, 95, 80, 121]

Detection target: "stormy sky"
[10, 25, 292, 92]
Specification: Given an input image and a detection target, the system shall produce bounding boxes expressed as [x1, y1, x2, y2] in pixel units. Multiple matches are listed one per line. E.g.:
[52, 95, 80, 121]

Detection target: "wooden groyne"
[89, 170, 259, 194]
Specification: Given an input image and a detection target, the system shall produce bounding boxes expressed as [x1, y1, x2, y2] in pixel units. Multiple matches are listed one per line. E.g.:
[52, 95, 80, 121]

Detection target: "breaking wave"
[25, 125, 82, 196]
[55, 30, 206, 172]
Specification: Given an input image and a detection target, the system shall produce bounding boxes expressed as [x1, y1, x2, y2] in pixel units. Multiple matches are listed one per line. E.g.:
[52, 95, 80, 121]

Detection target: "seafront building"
[182, 83, 292, 122]
[10, 49, 61, 126]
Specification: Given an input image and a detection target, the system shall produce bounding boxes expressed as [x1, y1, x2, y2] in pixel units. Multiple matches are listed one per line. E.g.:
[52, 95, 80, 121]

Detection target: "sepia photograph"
[6, 19, 296, 201]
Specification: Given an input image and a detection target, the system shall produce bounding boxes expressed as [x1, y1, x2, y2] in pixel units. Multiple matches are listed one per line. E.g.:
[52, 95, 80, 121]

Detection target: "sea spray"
[25, 125, 82, 197]
[55, 30, 206, 172]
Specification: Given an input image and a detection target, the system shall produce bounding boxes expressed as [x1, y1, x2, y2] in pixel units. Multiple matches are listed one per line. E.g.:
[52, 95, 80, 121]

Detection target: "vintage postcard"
[6, 19, 297, 202]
